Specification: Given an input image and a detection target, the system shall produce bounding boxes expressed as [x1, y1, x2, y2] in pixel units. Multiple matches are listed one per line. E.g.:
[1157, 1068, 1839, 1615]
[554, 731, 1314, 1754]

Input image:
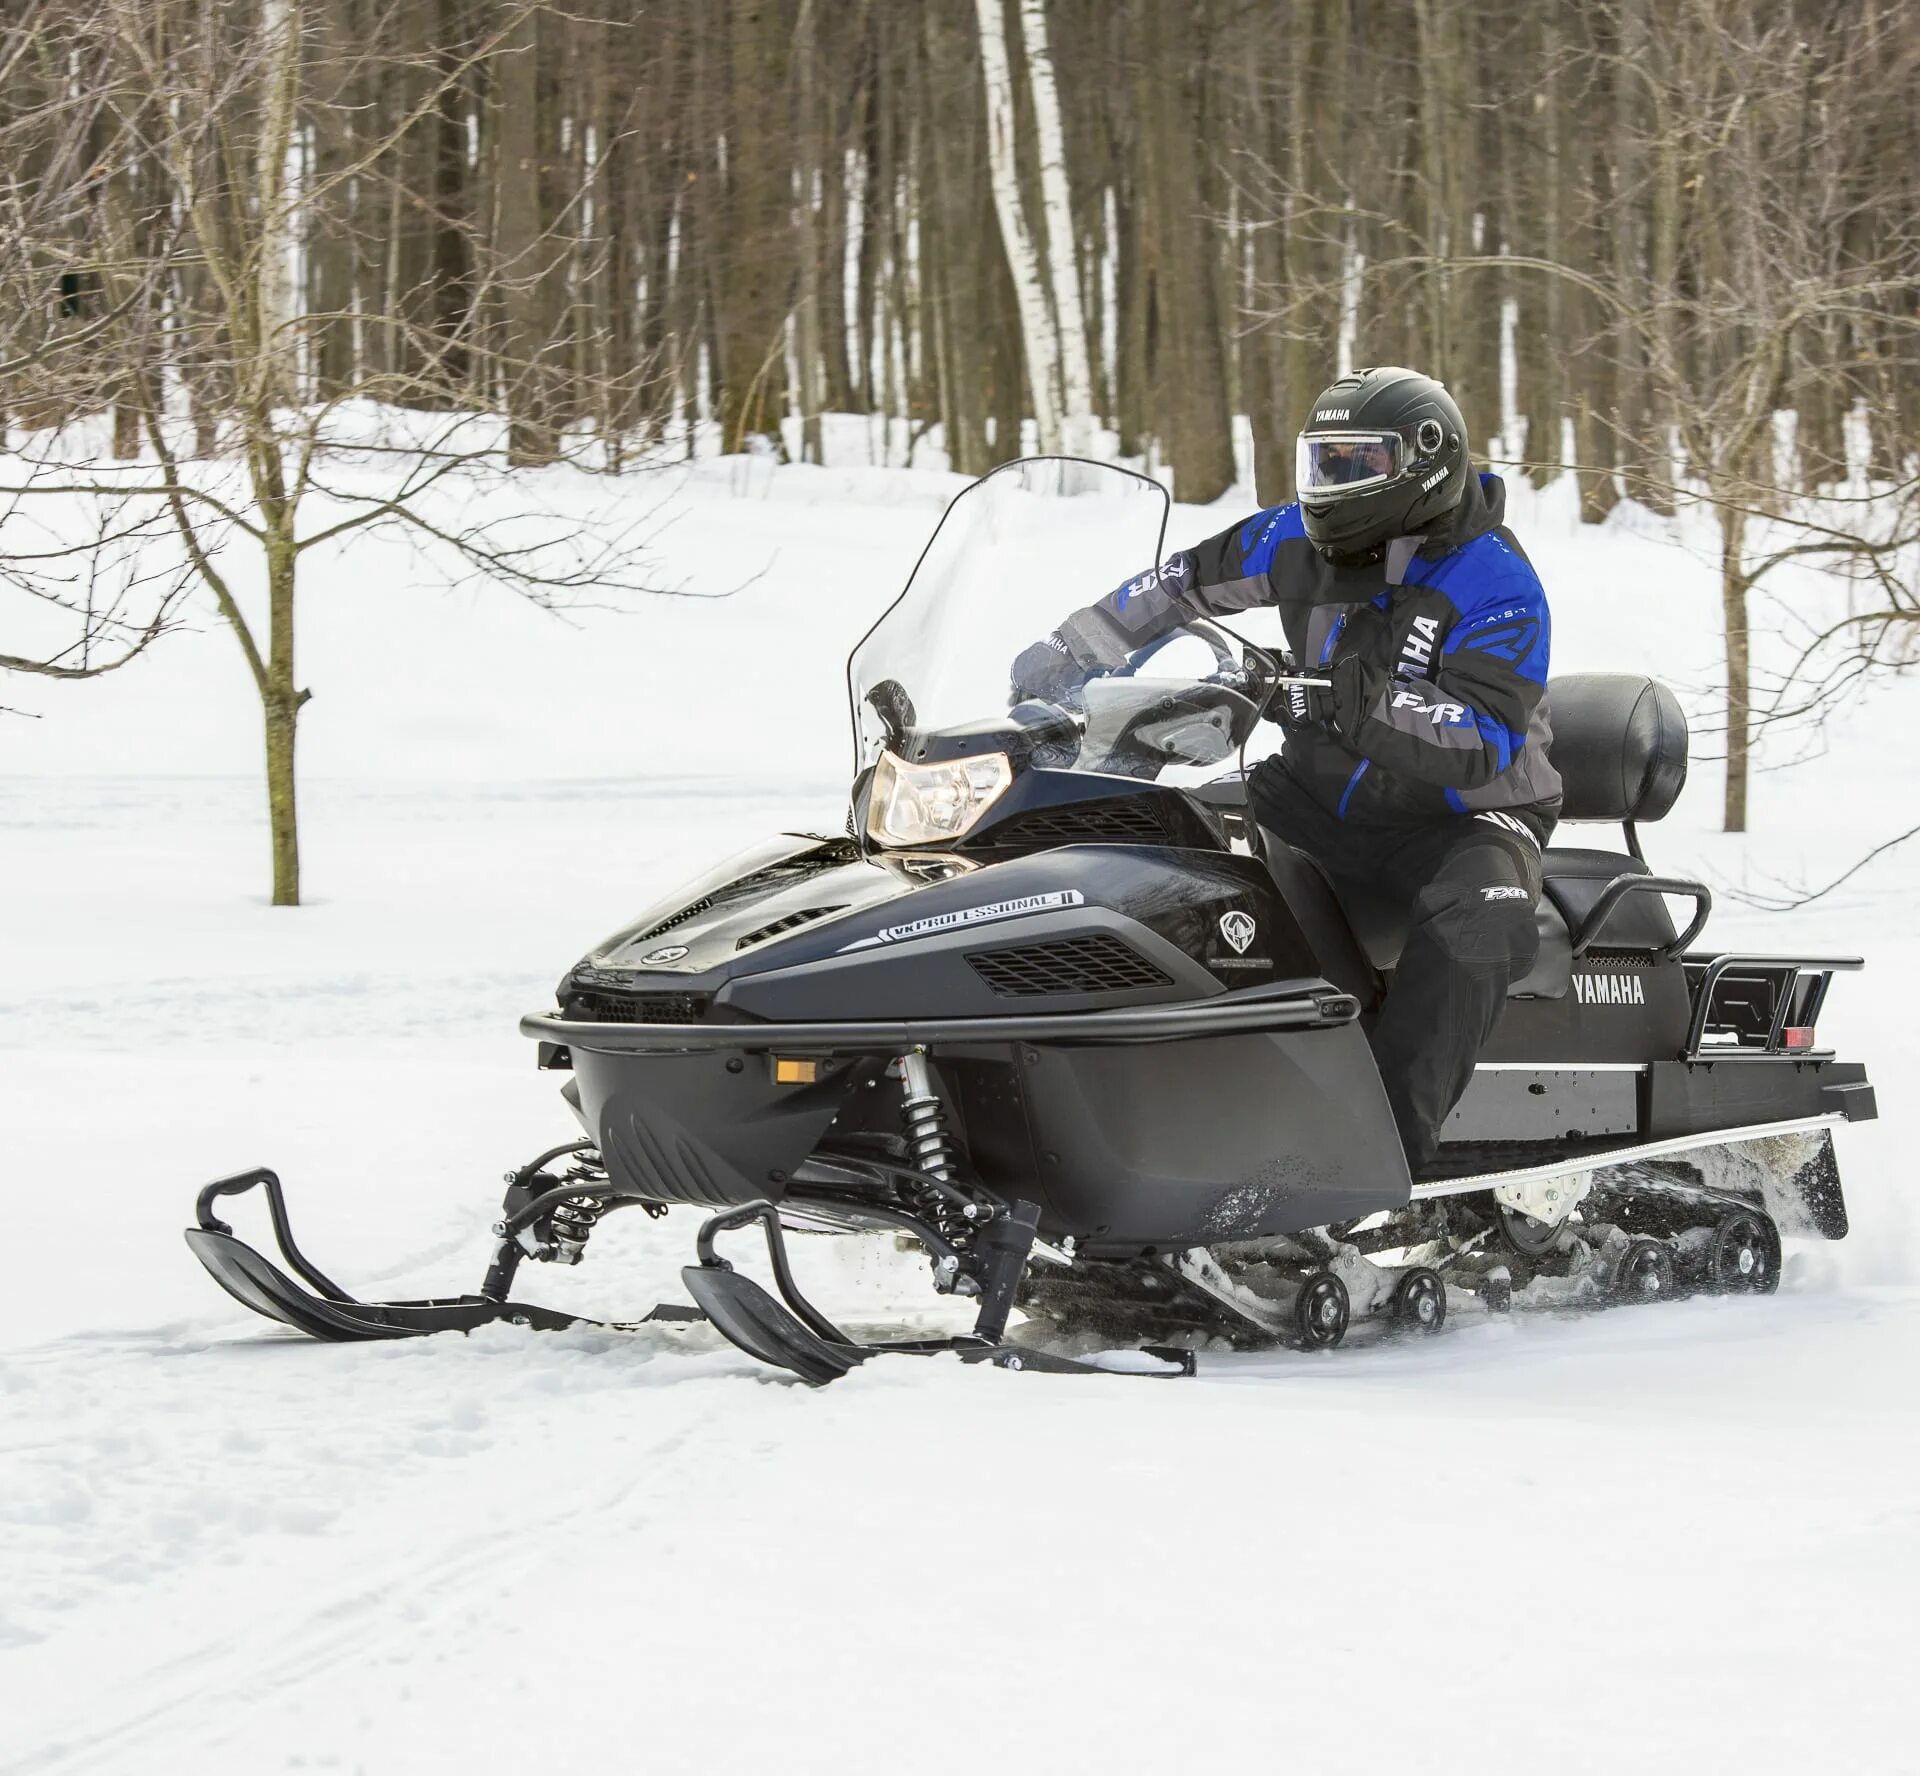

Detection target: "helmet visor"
[1296, 431, 1404, 498]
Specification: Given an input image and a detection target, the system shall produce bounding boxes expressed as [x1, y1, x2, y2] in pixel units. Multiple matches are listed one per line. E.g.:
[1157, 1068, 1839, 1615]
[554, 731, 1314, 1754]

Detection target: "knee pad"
[1412, 876, 1541, 977]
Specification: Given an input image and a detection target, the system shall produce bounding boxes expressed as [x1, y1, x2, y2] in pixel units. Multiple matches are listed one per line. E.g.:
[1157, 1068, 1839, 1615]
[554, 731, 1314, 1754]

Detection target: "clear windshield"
[848, 457, 1269, 785]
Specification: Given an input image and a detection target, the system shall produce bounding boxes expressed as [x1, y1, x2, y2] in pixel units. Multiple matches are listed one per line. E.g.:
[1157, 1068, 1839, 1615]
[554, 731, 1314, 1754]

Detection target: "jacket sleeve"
[1344, 565, 1551, 791]
[1049, 507, 1285, 671]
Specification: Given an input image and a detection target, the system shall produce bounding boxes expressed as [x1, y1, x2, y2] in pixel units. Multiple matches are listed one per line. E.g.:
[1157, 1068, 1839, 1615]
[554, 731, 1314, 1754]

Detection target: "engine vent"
[630, 852, 851, 946]
[562, 990, 710, 1025]
[966, 934, 1173, 998]
[1582, 947, 1657, 970]
[634, 897, 713, 943]
[736, 905, 850, 951]
[988, 800, 1175, 847]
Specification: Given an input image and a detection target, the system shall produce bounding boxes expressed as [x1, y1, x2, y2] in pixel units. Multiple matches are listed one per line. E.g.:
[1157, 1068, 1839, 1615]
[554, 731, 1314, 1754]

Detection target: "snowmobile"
[187, 457, 1877, 1381]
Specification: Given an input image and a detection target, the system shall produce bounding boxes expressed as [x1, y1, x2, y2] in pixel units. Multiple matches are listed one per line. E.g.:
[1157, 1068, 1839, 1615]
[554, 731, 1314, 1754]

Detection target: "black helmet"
[1295, 366, 1469, 561]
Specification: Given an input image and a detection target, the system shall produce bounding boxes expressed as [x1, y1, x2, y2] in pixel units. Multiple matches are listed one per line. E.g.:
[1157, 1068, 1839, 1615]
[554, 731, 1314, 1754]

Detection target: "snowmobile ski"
[186, 1165, 703, 1342]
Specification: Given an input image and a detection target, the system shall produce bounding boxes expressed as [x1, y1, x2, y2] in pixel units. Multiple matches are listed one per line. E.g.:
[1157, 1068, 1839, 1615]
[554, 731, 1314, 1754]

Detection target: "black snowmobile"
[188, 457, 1876, 1381]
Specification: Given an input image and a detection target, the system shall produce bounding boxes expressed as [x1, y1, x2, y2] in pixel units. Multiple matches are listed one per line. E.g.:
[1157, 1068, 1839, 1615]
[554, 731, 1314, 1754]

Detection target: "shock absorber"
[897, 1049, 993, 1296]
[898, 1048, 957, 1180]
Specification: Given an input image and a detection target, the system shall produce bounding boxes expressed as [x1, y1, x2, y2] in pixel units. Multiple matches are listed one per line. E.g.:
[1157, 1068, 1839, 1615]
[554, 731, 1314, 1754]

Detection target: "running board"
[1413, 1113, 1845, 1200]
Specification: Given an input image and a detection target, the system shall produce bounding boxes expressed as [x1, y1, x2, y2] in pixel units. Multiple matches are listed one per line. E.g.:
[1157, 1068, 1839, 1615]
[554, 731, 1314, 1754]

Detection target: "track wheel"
[1613, 1237, 1676, 1305]
[1293, 1272, 1350, 1350]
[1498, 1202, 1563, 1260]
[1708, 1209, 1779, 1295]
[1392, 1267, 1447, 1335]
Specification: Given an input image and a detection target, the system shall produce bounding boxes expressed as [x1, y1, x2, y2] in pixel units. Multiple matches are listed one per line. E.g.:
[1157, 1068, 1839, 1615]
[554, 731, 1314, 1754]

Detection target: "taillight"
[1782, 1026, 1816, 1051]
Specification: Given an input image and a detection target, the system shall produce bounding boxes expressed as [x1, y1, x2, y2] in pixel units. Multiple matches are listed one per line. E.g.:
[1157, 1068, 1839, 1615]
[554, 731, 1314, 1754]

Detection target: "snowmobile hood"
[573, 837, 899, 982]
[558, 835, 1304, 1026]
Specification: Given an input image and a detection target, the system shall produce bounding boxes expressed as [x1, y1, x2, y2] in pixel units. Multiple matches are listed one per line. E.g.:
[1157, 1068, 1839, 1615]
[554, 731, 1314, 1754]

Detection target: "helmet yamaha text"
[1296, 366, 1469, 561]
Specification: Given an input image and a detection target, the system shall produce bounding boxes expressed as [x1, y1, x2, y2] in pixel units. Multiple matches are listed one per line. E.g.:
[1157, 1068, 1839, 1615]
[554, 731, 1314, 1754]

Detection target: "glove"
[1327, 654, 1381, 739]
[1275, 676, 1334, 733]
[1009, 631, 1096, 706]
[1275, 656, 1377, 738]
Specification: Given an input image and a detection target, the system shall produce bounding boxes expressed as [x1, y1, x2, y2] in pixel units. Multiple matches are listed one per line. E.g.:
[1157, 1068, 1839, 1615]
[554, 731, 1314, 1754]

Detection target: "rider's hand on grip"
[1327, 655, 1379, 740]
[1276, 677, 1333, 732]
[1009, 631, 1095, 706]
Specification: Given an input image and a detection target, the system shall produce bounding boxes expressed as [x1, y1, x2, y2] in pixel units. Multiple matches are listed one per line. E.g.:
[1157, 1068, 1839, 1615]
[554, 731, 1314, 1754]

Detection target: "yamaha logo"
[638, 945, 690, 966]
[1219, 911, 1257, 954]
[1573, 973, 1645, 1005]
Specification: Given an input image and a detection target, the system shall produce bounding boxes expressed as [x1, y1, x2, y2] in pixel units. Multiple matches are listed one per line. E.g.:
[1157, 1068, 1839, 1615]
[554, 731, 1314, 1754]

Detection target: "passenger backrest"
[1548, 674, 1689, 823]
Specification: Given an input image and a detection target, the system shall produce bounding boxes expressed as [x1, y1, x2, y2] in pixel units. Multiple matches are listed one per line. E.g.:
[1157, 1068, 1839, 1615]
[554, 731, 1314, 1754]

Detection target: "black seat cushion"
[1541, 847, 1679, 951]
[1549, 674, 1688, 823]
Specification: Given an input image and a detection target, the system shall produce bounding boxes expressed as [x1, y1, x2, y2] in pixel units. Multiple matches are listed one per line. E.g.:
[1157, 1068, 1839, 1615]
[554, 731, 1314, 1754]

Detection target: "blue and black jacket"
[1055, 472, 1561, 835]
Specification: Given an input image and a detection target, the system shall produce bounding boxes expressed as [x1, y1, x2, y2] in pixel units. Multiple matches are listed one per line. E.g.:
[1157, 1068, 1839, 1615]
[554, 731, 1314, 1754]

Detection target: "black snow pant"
[1251, 766, 1545, 1173]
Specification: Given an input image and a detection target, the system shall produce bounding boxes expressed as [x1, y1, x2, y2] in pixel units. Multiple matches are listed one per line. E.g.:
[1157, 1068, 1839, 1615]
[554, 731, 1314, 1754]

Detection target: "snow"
[6, 451, 1919, 1773]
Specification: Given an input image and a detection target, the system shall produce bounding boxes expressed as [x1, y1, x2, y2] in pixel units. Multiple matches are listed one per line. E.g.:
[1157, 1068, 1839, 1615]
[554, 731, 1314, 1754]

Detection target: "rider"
[1009, 366, 1561, 1171]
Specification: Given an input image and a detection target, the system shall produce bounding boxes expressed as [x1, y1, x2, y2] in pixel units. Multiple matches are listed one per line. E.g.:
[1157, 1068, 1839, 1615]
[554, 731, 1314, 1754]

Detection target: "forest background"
[3, 0, 1918, 896]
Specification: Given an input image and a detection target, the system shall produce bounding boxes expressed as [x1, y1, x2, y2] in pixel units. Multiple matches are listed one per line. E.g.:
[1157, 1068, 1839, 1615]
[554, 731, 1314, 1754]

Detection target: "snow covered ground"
[6, 455, 1919, 1773]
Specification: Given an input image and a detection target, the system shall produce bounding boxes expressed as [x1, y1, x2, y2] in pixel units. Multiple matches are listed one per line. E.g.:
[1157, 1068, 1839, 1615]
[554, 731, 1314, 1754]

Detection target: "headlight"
[866, 749, 1012, 847]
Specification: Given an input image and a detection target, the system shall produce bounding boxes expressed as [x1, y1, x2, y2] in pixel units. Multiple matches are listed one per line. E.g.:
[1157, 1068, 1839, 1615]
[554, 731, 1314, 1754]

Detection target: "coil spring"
[901, 1092, 956, 1181]
[548, 1196, 600, 1262]
[562, 1150, 667, 1220]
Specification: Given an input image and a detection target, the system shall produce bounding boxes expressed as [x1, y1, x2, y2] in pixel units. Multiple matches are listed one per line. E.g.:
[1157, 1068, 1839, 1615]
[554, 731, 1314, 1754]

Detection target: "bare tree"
[7, 0, 1920, 845]
[0, 480, 195, 713]
[0, 0, 671, 902]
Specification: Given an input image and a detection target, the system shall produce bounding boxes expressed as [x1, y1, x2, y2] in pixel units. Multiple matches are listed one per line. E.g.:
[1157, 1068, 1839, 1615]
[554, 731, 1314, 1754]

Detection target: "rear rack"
[1682, 953, 1863, 1058]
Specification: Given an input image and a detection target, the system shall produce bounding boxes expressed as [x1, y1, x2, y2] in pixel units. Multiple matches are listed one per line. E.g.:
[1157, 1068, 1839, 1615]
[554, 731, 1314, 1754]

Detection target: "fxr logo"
[1391, 690, 1469, 726]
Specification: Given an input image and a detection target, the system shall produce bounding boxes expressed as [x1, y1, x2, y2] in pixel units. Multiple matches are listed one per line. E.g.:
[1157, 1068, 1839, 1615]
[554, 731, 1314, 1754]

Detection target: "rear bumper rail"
[1682, 953, 1864, 1058]
[522, 981, 1359, 1056]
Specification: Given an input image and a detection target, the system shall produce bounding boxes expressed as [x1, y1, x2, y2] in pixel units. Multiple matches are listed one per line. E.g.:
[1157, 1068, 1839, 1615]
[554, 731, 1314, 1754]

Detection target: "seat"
[1256, 674, 1704, 1003]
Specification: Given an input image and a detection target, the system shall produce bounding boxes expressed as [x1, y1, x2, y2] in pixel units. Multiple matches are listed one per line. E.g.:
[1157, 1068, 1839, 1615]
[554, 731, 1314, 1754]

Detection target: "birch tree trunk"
[256, 0, 304, 413]
[974, 0, 1060, 454]
[1016, 0, 1092, 456]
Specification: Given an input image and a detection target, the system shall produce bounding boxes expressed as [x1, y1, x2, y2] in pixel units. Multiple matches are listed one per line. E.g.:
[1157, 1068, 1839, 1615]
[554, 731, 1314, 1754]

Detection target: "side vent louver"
[966, 934, 1173, 998]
